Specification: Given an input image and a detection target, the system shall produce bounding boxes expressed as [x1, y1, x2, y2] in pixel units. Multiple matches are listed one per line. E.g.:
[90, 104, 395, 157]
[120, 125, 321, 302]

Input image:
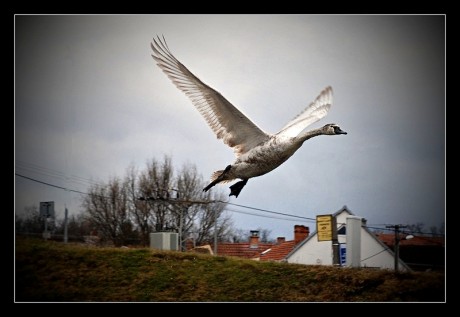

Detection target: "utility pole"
[214, 208, 218, 256]
[331, 216, 339, 266]
[64, 206, 68, 244]
[178, 205, 188, 251]
[44, 213, 48, 240]
[138, 193, 224, 253]
[386, 224, 407, 272]
[169, 198, 213, 252]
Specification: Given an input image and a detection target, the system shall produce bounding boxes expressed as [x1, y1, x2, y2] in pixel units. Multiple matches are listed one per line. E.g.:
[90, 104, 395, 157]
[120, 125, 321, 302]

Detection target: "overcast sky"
[15, 15, 445, 240]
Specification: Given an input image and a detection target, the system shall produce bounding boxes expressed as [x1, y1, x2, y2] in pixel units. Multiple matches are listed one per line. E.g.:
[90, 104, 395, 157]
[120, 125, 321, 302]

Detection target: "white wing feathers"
[151, 36, 269, 157]
[276, 86, 333, 138]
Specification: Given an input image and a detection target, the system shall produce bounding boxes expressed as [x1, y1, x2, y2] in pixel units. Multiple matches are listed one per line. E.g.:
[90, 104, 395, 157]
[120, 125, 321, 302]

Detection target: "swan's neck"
[297, 127, 325, 143]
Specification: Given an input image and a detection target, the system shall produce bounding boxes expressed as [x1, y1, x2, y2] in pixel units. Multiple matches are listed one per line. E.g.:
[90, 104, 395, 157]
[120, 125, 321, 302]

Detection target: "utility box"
[150, 232, 179, 251]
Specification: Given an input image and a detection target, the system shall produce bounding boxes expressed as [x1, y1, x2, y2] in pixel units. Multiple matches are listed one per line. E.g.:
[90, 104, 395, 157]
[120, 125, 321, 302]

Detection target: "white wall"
[287, 237, 334, 265]
[359, 227, 406, 271]
[286, 209, 409, 272]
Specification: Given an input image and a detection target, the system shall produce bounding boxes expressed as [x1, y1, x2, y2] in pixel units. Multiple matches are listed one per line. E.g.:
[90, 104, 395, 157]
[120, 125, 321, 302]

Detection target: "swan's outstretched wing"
[276, 86, 333, 138]
[151, 36, 269, 157]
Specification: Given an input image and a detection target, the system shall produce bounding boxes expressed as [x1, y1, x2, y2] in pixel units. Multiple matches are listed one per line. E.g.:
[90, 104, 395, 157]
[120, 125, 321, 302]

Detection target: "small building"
[284, 206, 411, 271]
[376, 233, 445, 271]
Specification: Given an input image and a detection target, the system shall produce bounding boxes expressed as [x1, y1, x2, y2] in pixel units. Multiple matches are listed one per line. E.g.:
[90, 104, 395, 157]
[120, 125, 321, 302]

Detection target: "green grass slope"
[15, 237, 445, 302]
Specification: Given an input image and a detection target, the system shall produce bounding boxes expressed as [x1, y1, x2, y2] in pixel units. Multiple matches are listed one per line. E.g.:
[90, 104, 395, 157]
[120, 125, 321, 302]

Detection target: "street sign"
[340, 243, 347, 266]
[316, 214, 337, 241]
[39, 201, 55, 218]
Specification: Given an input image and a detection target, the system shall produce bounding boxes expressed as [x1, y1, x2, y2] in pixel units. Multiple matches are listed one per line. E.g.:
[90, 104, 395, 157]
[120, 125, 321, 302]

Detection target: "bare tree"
[125, 164, 152, 245]
[406, 222, 425, 235]
[257, 227, 274, 243]
[82, 176, 134, 246]
[15, 205, 58, 234]
[135, 158, 233, 247]
[137, 156, 175, 233]
[228, 228, 247, 243]
[15, 205, 43, 234]
[430, 225, 438, 236]
[82, 155, 234, 248]
[171, 162, 232, 247]
[54, 213, 93, 241]
[430, 222, 445, 237]
[439, 222, 445, 235]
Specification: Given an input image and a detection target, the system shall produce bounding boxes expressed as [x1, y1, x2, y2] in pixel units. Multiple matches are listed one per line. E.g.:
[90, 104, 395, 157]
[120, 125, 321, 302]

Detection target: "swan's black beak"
[334, 127, 347, 135]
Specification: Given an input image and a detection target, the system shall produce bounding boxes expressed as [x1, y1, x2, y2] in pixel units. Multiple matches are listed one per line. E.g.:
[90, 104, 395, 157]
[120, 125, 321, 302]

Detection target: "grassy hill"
[15, 237, 445, 302]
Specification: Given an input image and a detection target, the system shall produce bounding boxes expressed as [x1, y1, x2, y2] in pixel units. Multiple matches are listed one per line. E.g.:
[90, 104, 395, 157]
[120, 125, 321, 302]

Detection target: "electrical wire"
[16, 160, 101, 188]
[16, 172, 445, 269]
[225, 208, 316, 223]
[365, 225, 445, 237]
[223, 201, 316, 221]
[15, 173, 315, 222]
[15, 172, 446, 238]
[360, 247, 391, 262]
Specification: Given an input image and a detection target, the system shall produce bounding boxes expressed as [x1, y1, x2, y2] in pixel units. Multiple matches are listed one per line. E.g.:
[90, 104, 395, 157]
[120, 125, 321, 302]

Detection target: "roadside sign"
[316, 214, 336, 241]
[39, 201, 55, 218]
[340, 243, 346, 266]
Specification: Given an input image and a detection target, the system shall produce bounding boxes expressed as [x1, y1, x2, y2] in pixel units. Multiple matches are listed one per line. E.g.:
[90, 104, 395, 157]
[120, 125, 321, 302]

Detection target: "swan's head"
[323, 124, 347, 135]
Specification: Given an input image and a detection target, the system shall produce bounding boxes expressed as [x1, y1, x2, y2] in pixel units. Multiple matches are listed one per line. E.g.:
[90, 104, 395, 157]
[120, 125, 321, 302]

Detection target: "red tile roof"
[376, 234, 445, 247]
[213, 242, 274, 259]
[205, 225, 310, 260]
[259, 240, 297, 261]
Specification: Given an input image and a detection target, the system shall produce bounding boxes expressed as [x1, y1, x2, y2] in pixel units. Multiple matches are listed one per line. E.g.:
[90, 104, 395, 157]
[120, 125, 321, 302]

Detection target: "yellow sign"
[316, 214, 335, 241]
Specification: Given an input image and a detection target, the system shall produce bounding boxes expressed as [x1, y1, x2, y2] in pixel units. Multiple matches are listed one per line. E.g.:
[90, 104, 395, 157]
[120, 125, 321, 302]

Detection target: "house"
[202, 226, 310, 260]
[212, 230, 274, 259]
[284, 206, 412, 272]
[376, 233, 445, 271]
[258, 225, 310, 261]
[189, 206, 424, 272]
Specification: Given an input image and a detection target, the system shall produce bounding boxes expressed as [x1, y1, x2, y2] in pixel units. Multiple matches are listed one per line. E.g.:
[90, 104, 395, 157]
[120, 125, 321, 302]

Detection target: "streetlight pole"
[394, 225, 400, 272]
[386, 224, 407, 272]
[64, 206, 68, 244]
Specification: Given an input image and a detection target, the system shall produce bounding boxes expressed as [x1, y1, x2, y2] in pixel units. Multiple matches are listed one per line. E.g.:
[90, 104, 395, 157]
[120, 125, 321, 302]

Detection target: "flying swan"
[150, 36, 347, 198]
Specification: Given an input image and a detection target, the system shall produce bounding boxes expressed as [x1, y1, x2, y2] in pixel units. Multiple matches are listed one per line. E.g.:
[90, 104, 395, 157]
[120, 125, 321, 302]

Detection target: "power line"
[15, 173, 315, 222]
[15, 173, 87, 195]
[360, 247, 391, 262]
[225, 208, 316, 223]
[223, 202, 316, 221]
[365, 225, 445, 237]
[17, 172, 444, 237]
[15, 160, 101, 188]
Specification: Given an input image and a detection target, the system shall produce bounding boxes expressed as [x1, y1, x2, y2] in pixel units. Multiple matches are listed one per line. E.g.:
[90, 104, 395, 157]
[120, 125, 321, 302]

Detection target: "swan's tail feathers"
[203, 166, 233, 192]
[210, 170, 223, 183]
[210, 170, 234, 184]
[203, 172, 224, 192]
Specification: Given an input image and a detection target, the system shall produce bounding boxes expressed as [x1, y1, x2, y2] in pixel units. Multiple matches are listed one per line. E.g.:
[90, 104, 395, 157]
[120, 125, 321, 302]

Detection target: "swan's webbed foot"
[203, 165, 232, 192]
[229, 179, 248, 198]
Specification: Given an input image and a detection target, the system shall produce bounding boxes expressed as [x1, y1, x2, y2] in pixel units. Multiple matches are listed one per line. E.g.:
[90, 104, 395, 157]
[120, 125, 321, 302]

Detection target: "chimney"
[185, 238, 194, 251]
[249, 230, 259, 248]
[277, 237, 286, 244]
[294, 225, 310, 244]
